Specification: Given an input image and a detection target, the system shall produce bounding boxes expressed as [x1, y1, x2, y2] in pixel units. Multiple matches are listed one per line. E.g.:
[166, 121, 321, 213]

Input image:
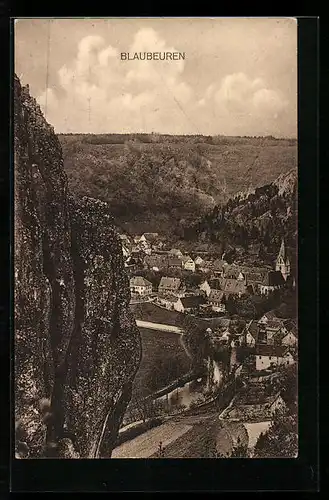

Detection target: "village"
[122, 231, 297, 360]
[110, 230, 298, 458]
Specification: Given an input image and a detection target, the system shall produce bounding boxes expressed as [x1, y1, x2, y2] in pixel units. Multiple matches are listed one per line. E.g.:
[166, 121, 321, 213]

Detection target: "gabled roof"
[159, 277, 181, 289]
[142, 232, 159, 243]
[259, 310, 278, 322]
[282, 319, 298, 334]
[181, 255, 193, 263]
[265, 320, 284, 330]
[276, 239, 287, 262]
[245, 320, 259, 338]
[223, 279, 246, 295]
[194, 256, 204, 263]
[168, 257, 182, 267]
[130, 276, 152, 288]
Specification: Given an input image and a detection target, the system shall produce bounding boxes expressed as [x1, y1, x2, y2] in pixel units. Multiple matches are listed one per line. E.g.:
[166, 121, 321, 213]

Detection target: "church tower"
[275, 239, 290, 281]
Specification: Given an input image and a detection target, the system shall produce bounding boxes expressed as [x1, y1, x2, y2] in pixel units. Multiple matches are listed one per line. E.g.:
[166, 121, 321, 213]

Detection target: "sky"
[14, 18, 297, 137]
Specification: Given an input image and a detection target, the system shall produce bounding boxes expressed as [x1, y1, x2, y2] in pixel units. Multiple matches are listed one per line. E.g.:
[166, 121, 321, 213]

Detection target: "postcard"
[14, 17, 298, 460]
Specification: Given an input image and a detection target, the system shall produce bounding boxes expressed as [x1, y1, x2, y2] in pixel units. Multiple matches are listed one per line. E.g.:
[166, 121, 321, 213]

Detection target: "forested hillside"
[59, 133, 297, 235]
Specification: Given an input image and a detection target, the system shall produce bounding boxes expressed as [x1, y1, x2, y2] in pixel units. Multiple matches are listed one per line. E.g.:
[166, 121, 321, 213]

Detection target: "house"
[194, 256, 204, 266]
[129, 276, 153, 296]
[155, 293, 178, 310]
[174, 295, 206, 313]
[182, 257, 196, 272]
[208, 289, 226, 313]
[258, 310, 279, 324]
[264, 322, 285, 345]
[276, 321, 298, 347]
[222, 278, 247, 298]
[242, 320, 259, 347]
[158, 277, 181, 295]
[141, 233, 159, 245]
[199, 280, 211, 297]
[259, 271, 285, 295]
[281, 331, 298, 347]
[241, 269, 268, 293]
[167, 257, 183, 270]
[275, 239, 291, 281]
[223, 391, 286, 422]
[255, 345, 295, 371]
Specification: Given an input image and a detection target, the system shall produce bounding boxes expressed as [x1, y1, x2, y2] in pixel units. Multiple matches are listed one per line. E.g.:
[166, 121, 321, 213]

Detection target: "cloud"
[37, 28, 194, 133]
[36, 29, 292, 137]
[213, 72, 288, 118]
[191, 72, 292, 136]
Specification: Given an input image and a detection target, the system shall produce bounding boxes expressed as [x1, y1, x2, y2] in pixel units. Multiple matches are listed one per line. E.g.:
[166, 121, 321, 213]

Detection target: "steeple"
[278, 239, 286, 261]
[275, 238, 290, 280]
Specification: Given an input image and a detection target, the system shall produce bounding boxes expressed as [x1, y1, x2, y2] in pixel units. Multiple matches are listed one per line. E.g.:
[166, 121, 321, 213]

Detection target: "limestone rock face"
[14, 75, 141, 458]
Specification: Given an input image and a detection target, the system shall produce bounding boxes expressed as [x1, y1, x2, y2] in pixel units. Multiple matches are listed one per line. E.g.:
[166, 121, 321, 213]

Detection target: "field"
[131, 327, 191, 400]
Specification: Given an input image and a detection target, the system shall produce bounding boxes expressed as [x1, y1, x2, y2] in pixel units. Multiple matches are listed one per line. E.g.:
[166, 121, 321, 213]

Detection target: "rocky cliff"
[183, 169, 297, 266]
[14, 75, 141, 459]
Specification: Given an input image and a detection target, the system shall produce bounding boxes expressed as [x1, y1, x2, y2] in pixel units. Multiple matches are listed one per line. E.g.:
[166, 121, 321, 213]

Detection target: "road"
[112, 413, 217, 459]
[136, 319, 183, 334]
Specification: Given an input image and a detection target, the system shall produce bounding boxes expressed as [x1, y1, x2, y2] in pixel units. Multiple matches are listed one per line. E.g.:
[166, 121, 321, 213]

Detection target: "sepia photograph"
[14, 17, 298, 460]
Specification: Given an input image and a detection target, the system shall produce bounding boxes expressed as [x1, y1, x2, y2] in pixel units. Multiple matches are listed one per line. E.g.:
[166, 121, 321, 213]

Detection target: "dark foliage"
[183, 169, 297, 268]
[253, 405, 298, 458]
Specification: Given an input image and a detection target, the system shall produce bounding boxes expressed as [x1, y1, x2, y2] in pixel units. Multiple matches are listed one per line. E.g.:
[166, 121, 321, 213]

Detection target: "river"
[155, 358, 224, 412]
